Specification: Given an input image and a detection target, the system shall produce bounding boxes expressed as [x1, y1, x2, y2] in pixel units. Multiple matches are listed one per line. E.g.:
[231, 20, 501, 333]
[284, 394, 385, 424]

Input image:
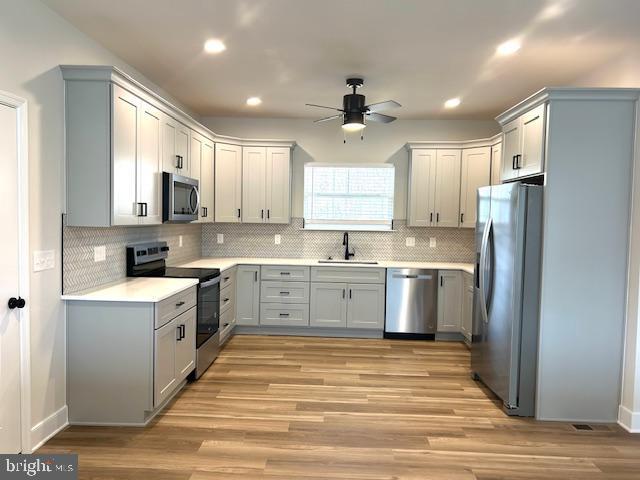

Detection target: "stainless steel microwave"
[162, 172, 199, 223]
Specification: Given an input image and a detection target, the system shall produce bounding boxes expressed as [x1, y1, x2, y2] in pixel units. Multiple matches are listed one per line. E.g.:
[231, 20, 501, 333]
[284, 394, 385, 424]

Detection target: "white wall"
[573, 51, 640, 431]
[0, 0, 197, 450]
[202, 117, 499, 218]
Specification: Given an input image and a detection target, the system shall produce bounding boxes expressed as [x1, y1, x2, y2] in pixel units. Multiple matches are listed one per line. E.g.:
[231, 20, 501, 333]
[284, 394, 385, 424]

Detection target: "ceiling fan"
[306, 78, 401, 139]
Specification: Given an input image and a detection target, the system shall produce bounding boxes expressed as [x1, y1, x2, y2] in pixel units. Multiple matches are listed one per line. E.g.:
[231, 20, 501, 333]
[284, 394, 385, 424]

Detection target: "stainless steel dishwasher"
[384, 268, 438, 339]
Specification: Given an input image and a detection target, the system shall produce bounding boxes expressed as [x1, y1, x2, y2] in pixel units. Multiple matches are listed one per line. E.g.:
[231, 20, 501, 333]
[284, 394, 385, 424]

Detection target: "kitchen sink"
[317, 260, 379, 265]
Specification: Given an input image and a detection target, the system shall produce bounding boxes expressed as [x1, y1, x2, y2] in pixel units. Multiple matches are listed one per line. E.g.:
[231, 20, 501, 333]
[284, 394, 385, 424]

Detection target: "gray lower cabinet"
[437, 270, 463, 332]
[236, 266, 260, 326]
[260, 281, 310, 304]
[460, 272, 474, 341]
[346, 284, 385, 329]
[66, 286, 197, 425]
[260, 303, 309, 326]
[309, 283, 348, 327]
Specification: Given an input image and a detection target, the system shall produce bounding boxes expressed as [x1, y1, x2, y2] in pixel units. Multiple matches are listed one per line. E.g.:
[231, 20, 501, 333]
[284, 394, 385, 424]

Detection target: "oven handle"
[200, 277, 221, 288]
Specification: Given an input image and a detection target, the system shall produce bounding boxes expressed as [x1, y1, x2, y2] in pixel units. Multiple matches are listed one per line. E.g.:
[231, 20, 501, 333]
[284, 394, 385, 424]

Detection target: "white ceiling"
[43, 0, 640, 119]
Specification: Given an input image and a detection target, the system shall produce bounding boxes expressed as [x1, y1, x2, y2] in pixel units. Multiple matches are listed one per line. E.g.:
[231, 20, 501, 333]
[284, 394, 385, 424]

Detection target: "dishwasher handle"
[391, 274, 433, 280]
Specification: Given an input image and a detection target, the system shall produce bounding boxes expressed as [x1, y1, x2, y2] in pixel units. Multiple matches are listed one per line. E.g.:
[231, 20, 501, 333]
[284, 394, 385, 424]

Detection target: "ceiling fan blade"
[314, 114, 343, 123]
[365, 100, 401, 113]
[366, 112, 397, 123]
[306, 103, 344, 112]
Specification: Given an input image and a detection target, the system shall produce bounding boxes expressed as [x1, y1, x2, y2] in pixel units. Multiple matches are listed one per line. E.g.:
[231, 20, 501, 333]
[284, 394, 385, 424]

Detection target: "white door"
[214, 143, 242, 222]
[265, 147, 290, 223]
[310, 283, 348, 327]
[111, 84, 140, 225]
[0, 99, 23, 453]
[459, 147, 490, 229]
[346, 284, 385, 329]
[154, 319, 177, 408]
[174, 308, 196, 380]
[408, 149, 436, 226]
[433, 149, 461, 227]
[490, 142, 502, 186]
[242, 147, 267, 223]
[161, 114, 179, 174]
[519, 104, 546, 177]
[137, 101, 162, 225]
[189, 130, 202, 184]
[175, 123, 190, 177]
[199, 138, 214, 223]
[501, 118, 520, 182]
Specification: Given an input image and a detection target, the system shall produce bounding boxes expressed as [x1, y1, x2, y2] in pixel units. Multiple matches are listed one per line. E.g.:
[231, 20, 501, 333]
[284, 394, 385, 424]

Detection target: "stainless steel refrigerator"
[471, 182, 543, 417]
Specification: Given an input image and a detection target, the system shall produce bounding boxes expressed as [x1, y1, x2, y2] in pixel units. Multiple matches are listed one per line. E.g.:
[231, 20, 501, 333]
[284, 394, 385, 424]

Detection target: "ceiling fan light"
[342, 121, 366, 132]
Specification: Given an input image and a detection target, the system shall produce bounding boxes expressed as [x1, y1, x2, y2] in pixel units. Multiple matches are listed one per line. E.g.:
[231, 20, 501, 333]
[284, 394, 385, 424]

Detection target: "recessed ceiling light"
[496, 39, 521, 56]
[444, 97, 461, 109]
[246, 97, 262, 106]
[204, 39, 226, 54]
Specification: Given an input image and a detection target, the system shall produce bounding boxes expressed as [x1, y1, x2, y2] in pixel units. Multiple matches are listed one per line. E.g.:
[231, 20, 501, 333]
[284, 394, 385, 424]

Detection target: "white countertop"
[180, 257, 474, 275]
[61, 277, 199, 303]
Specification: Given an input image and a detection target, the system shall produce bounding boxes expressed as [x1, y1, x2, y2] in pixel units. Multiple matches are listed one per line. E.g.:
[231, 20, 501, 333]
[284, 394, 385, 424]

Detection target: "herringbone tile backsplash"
[63, 223, 202, 294]
[202, 218, 475, 263]
[63, 219, 475, 294]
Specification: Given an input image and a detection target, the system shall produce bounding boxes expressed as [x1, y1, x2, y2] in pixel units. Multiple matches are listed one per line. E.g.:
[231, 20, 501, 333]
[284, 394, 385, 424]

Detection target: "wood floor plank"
[39, 335, 640, 479]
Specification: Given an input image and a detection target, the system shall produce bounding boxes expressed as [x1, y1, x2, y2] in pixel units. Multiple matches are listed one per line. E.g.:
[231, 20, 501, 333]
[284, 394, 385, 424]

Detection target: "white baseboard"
[618, 405, 640, 433]
[29, 405, 69, 452]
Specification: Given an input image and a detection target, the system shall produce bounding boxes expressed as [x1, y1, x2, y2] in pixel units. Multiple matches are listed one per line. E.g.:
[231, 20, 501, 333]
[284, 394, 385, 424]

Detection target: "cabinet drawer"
[260, 303, 309, 327]
[220, 282, 235, 314]
[220, 268, 236, 290]
[261, 265, 310, 282]
[311, 267, 386, 284]
[260, 281, 310, 304]
[155, 286, 197, 329]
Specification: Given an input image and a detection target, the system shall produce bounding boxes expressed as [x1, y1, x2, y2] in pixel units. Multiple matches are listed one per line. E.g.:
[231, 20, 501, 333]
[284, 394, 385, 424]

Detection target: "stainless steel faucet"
[343, 232, 355, 260]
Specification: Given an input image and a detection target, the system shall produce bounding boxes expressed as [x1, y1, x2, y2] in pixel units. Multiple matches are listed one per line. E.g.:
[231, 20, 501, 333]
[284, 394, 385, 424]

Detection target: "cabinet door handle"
[430, 212, 433, 223]
[177, 324, 185, 341]
[440, 276, 443, 287]
[436, 213, 440, 223]
[261, 209, 264, 219]
[342, 289, 345, 299]
[267, 209, 270, 219]
[254, 271, 258, 282]
[349, 289, 352, 299]
[460, 213, 464, 223]
[137, 202, 143, 217]
[237, 208, 241, 218]
[516, 154, 522, 169]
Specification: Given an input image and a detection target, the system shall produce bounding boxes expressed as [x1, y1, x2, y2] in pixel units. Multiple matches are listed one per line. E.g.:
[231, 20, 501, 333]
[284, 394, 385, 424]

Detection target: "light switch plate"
[405, 237, 415, 247]
[429, 237, 437, 248]
[274, 234, 281, 245]
[33, 250, 55, 272]
[94, 245, 106, 262]
[217, 234, 224, 244]
[179, 235, 183, 247]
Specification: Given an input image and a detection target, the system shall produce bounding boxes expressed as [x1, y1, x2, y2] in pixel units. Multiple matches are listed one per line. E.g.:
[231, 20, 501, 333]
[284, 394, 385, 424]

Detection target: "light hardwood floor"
[41, 335, 640, 479]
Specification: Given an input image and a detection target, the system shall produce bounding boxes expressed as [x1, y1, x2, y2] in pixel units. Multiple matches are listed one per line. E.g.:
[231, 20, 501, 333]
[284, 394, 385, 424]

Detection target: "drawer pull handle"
[279, 313, 290, 317]
[279, 291, 290, 295]
[175, 301, 185, 307]
[224, 277, 230, 281]
[224, 298, 230, 302]
[223, 323, 230, 328]
[280, 272, 291, 275]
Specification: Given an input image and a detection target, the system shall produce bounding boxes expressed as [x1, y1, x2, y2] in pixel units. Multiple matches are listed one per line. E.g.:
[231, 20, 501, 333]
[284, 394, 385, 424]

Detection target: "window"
[303, 163, 395, 230]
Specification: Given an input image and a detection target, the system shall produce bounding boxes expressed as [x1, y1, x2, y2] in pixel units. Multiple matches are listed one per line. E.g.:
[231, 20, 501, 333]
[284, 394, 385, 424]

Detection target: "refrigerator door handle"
[479, 217, 493, 324]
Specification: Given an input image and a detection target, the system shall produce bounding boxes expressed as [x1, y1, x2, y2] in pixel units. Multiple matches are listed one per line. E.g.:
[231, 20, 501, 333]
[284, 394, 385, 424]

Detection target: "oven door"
[163, 172, 199, 223]
[197, 277, 220, 348]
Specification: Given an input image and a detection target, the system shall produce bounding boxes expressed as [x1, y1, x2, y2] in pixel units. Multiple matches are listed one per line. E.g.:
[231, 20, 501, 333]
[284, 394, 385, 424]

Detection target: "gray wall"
[202, 116, 499, 218]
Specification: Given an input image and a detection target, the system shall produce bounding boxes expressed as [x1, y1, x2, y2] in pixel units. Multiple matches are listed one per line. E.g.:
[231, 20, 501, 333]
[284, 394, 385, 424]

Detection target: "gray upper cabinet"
[236, 266, 260, 326]
[215, 143, 243, 223]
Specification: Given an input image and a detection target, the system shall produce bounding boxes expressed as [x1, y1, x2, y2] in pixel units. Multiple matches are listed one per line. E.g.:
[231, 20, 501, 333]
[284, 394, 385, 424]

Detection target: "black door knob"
[8, 297, 26, 309]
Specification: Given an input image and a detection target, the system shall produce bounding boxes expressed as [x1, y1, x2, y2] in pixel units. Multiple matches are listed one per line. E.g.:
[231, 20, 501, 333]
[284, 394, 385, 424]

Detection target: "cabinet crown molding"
[60, 65, 296, 148]
[405, 133, 502, 151]
[495, 87, 640, 126]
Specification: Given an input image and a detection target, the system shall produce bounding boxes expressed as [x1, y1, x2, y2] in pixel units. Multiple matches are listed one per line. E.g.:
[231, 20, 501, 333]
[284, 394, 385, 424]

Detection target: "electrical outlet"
[217, 234, 224, 244]
[94, 245, 106, 262]
[33, 250, 55, 272]
[429, 237, 437, 248]
[179, 235, 183, 247]
[274, 234, 281, 245]
[405, 237, 415, 247]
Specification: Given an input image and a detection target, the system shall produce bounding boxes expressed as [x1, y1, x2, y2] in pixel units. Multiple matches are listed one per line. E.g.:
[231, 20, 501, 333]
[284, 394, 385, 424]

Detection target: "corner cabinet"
[500, 103, 546, 182]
